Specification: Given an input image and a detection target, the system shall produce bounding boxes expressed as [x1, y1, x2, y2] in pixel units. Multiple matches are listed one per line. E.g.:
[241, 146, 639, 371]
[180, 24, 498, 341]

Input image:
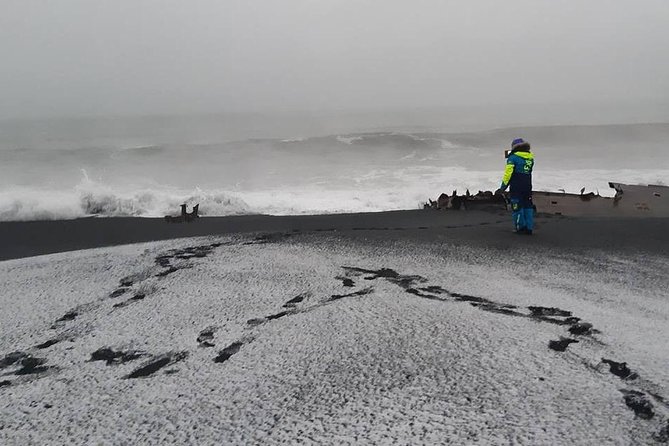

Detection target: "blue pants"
[510, 196, 534, 232]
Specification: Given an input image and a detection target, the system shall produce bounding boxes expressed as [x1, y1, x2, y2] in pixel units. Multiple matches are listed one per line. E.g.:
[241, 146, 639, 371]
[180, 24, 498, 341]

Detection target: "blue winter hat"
[511, 138, 530, 151]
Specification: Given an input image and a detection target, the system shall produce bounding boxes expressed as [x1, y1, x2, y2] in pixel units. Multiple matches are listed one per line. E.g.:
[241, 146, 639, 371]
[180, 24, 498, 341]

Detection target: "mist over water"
[1, 112, 667, 221]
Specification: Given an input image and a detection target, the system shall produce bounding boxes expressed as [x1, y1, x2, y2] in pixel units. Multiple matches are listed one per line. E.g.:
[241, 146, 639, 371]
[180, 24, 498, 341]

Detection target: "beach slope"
[0, 215, 668, 444]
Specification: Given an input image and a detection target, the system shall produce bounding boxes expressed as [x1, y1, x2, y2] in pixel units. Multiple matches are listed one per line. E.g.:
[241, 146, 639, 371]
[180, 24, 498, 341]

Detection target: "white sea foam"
[0, 175, 250, 221]
[336, 135, 364, 145]
[1, 167, 668, 221]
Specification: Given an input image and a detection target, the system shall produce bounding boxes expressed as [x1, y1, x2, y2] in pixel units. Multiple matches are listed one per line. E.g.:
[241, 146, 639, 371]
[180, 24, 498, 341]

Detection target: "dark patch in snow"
[153, 243, 222, 277]
[124, 351, 188, 379]
[602, 359, 639, 380]
[119, 277, 134, 287]
[476, 304, 525, 317]
[109, 288, 129, 298]
[54, 311, 78, 324]
[283, 293, 309, 308]
[34, 339, 60, 350]
[654, 420, 669, 442]
[528, 306, 572, 317]
[329, 287, 374, 301]
[266, 310, 291, 321]
[452, 293, 496, 305]
[14, 356, 50, 375]
[342, 278, 355, 287]
[247, 318, 266, 327]
[419, 285, 448, 294]
[620, 390, 655, 419]
[247, 233, 292, 245]
[155, 266, 179, 278]
[0, 380, 10, 387]
[113, 293, 146, 309]
[568, 322, 594, 335]
[343, 268, 428, 299]
[0, 351, 29, 369]
[405, 288, 442, 300]
[214, 342, 244, 363]
[90, 348, 144, 365]
[526, 306, 581, 326]
[548, 338, 579, 352]
[344, 266, 400, 280]
[197, 327, 218, 347]
[155, 256, 172, 268]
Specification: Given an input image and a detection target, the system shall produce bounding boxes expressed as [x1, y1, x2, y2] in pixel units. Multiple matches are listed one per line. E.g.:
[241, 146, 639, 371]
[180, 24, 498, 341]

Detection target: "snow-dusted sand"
[1, 221, 668, 444]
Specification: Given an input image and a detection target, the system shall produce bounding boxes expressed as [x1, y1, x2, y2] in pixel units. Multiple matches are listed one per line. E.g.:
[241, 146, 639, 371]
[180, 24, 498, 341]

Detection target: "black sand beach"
[2, 210, 668, 261]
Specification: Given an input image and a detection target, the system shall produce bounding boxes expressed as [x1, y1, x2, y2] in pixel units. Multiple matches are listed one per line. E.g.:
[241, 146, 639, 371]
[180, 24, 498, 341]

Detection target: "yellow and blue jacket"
[500, 150, 534, 194]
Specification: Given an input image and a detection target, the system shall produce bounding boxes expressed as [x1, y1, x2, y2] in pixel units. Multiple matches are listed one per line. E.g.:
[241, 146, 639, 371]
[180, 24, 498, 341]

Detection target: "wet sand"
[1, 210, 668, 261]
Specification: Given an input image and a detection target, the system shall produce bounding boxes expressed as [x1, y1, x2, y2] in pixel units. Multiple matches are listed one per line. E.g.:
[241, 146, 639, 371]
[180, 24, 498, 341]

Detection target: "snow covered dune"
[0, 232, 667, 444]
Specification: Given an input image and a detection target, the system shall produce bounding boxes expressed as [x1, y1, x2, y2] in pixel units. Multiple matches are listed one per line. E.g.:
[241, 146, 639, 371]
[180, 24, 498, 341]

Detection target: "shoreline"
[2, 209, 668, 261]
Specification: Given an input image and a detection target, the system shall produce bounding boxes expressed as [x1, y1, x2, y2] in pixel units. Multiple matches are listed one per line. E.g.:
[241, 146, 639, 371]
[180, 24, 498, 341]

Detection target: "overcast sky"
[1, 0, 668, 119]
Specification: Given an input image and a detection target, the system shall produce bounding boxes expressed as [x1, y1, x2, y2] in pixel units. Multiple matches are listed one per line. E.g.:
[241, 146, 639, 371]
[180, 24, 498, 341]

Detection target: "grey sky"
[1, 0, 668, 119]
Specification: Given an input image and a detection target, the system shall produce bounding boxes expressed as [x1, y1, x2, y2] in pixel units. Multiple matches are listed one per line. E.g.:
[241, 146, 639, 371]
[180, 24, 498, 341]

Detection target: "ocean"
[1, 112, 668, 221]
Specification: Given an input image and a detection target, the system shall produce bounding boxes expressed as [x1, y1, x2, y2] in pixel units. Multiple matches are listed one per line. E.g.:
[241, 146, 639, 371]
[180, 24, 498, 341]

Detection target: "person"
[496, 138, 535, 234]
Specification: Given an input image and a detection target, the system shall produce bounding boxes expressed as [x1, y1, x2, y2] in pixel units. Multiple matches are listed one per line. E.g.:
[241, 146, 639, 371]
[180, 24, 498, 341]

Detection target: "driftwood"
[424, 183, 669, 217]
[165, 203, 200, 223]
[424, 190, 505, 211]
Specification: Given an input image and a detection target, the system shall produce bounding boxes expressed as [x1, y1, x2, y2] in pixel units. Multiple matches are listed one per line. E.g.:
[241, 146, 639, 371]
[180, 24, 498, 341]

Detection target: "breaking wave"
[2, 167, 667, 221]
[2, 124, 668, 221]
[0, 175, 250, 221]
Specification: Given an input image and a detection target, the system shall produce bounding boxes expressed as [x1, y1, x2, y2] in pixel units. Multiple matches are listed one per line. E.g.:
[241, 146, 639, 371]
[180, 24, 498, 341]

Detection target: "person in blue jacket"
[497, 138, 535, 234]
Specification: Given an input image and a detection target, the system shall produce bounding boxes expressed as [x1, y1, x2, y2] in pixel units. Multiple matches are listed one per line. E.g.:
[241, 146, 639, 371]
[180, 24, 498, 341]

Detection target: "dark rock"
[342, 278, 355, 287]
[0, 380, 11, 387]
